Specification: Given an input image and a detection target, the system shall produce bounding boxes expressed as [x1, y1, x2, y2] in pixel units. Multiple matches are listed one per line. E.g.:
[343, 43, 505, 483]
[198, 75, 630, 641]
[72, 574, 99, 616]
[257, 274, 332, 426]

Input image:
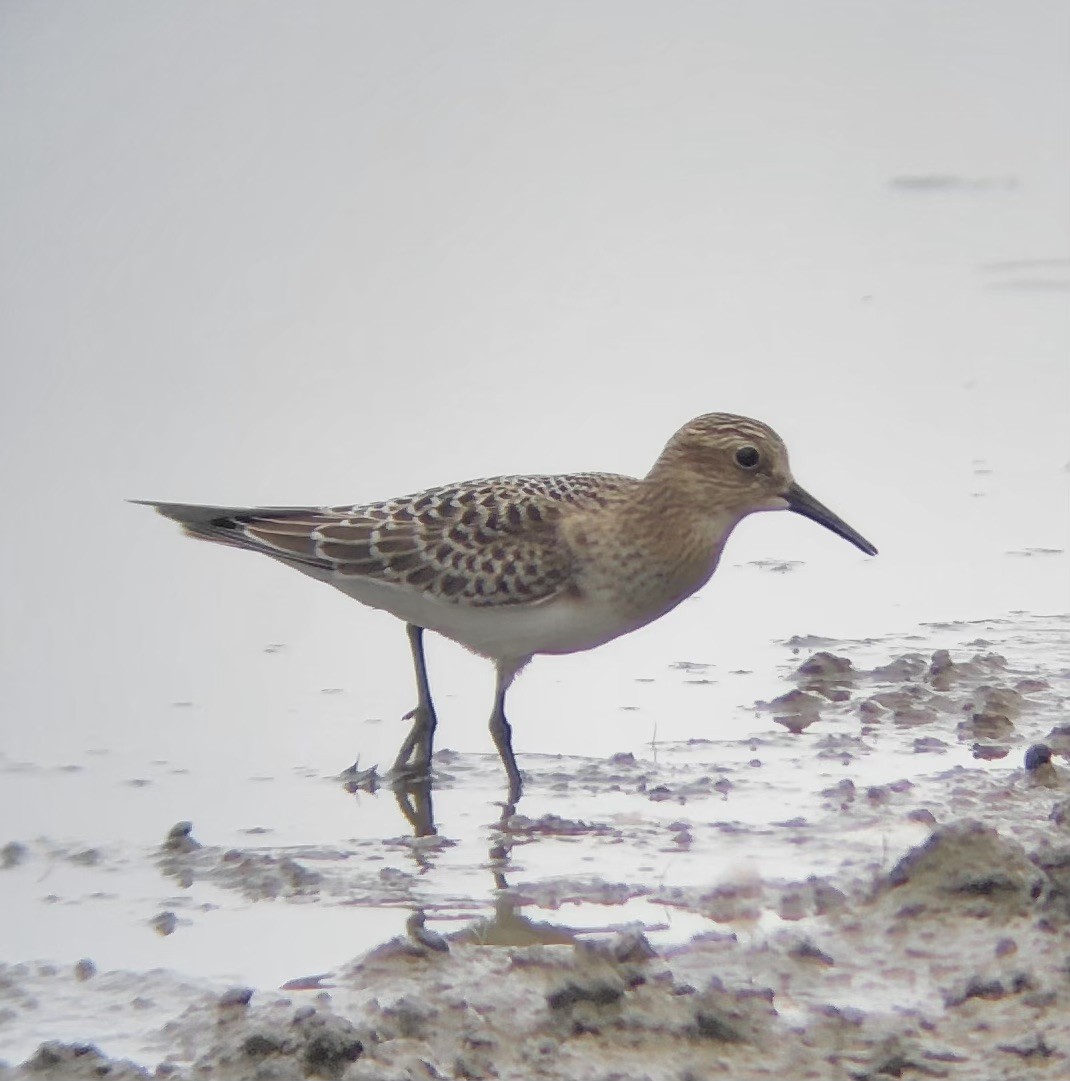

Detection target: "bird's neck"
[627, 470, 747, 554]
[572, 475, 747, 619]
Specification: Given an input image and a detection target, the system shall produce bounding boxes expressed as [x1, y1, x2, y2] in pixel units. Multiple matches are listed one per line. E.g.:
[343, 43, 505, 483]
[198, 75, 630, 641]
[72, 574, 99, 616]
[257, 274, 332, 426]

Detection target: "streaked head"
[652, 413, 877, 556]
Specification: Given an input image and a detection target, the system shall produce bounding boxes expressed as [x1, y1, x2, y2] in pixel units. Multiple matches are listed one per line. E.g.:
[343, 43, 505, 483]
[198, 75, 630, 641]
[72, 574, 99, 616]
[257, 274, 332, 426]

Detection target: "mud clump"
[793, 651, 856, 702]
[541, 941, 773, 1049]
[151, 910, 178, 936]
[161, 821, 201, 854]
[162, 998, 363, 1080]
[867, 651, 930, 682]
[547, 973, 626, 1020]
[157, 822, 324, 901]
[15, 1042, 151, 1079]
[943, 971, 1036, 1007]
[958, 711, 1015, 740]
[926, 648, 1006, 690]
[1043, 723, 1070, 757]
[881, 820, 1048, 917]
[688, 983, 771, 1045]
[963, 686, 1025, 721]
[1, 842, 28, 869]
[1029, 844, 1070, 917]
[1050, 798, 1070, 829]
[756, 689, 824, 733]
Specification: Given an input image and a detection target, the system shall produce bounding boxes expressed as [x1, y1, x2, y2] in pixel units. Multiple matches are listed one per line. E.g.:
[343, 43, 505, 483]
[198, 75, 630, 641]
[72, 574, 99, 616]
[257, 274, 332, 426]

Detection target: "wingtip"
[130, 500, 229, 528]
[129, 499, 180, 518]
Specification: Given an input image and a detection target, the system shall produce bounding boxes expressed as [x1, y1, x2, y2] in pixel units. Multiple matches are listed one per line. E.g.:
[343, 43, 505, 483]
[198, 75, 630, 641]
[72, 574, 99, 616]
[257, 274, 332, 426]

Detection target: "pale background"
[0, 0, 1067, 999]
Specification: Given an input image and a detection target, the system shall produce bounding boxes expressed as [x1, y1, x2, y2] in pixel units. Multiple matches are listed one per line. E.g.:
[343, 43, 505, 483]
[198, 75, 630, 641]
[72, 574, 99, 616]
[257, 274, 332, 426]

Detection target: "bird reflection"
[390, 768, 579, 950]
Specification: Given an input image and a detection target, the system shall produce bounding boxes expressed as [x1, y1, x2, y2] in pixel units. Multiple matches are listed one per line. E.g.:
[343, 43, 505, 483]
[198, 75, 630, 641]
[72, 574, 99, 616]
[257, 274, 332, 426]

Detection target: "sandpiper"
[138, 413, 875, 791]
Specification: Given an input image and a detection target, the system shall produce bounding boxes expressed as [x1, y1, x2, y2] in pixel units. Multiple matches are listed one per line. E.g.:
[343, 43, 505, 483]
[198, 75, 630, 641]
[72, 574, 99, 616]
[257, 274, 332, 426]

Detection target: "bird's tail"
[130, 500, 265, 550]
[132, 499, 341, 574]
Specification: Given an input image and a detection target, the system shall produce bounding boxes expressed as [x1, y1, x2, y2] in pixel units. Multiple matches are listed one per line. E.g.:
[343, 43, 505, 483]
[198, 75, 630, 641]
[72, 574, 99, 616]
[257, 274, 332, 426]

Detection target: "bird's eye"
[734, 446, 761, 469]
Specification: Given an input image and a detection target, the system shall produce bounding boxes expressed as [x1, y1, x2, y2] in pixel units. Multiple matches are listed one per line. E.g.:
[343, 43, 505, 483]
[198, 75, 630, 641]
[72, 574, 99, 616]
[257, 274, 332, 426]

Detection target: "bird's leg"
[488, 662, 523, 801]
[392, 624, 438, 779]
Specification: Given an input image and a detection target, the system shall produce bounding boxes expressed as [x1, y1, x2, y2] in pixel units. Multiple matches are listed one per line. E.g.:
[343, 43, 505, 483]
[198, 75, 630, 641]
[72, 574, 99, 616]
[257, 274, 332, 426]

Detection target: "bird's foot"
[388, 739, 435, 788]
[339, 759, 381, 793]
[388, 760, 434, 788]
[391, 702, 437, 787]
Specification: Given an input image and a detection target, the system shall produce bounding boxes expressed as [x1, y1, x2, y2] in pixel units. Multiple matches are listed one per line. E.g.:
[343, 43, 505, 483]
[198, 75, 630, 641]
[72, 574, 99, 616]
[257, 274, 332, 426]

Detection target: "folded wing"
[136, 475, 621, 607]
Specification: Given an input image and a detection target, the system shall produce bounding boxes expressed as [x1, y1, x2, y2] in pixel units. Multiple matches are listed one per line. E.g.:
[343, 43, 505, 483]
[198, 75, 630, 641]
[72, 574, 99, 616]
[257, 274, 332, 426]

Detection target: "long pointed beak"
[785, 482, 877, 556]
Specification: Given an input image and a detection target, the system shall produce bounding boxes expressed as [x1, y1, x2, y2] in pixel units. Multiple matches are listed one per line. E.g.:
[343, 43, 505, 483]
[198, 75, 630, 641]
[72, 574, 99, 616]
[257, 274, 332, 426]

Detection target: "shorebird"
[137, 413, 876, 792]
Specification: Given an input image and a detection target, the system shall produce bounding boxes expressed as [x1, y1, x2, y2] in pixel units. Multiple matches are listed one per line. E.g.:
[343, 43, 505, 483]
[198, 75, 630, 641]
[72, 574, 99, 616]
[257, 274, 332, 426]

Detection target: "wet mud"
[2, 616, 1069, 1079]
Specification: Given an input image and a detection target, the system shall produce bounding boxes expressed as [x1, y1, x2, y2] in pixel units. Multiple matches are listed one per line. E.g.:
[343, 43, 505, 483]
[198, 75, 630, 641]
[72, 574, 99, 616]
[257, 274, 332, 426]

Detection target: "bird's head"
[652, 413, 877, 556]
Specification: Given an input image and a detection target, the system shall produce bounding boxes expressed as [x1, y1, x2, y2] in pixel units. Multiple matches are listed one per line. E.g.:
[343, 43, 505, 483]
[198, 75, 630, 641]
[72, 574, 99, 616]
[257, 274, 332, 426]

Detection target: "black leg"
[391, 624, 438, 780]
[488, 667, 523, 801]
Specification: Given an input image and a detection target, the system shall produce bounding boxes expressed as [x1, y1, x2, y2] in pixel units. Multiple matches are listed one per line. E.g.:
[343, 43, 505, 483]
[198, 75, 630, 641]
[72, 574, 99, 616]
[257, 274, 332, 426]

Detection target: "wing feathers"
[139, 472, 634, 607]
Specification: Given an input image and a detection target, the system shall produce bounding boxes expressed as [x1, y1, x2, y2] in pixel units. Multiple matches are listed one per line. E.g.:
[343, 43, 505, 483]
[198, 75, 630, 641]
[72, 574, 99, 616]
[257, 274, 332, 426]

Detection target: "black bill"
[785, 482, 877, 556]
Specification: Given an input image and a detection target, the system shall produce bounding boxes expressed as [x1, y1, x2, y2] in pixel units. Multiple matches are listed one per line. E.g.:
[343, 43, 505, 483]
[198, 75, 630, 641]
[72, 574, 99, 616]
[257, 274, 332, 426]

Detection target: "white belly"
[325, 572, 636, 662]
